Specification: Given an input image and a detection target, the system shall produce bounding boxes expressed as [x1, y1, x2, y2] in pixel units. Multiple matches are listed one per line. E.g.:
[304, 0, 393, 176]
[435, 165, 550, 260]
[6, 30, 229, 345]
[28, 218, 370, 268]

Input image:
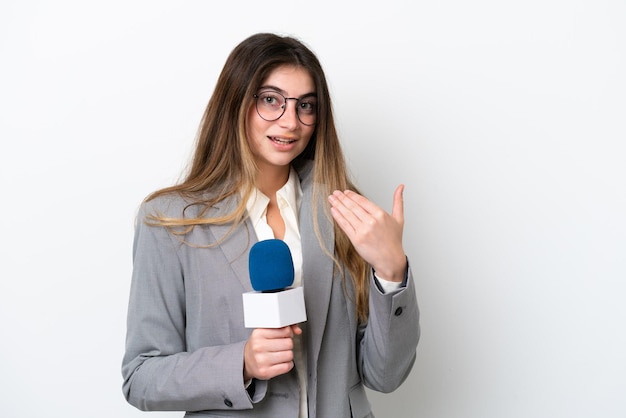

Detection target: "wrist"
[373, 256, 407, 282]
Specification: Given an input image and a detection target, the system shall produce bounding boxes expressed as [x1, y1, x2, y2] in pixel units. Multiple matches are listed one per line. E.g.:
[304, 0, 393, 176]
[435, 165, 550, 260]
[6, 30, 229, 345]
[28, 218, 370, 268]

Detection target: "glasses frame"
[253, 90, 317, 126]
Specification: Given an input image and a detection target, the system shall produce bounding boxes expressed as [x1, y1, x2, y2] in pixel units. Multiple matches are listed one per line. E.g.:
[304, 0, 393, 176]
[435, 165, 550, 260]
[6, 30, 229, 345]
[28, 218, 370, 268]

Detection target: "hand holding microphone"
[243, 239, 306, 381]
[243, 324, 302, 381]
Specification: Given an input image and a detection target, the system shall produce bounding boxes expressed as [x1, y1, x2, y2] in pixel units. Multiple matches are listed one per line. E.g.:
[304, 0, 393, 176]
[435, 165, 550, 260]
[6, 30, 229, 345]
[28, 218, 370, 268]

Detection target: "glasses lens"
[296, 96, 317, 126]
[256, 91, 284, 121]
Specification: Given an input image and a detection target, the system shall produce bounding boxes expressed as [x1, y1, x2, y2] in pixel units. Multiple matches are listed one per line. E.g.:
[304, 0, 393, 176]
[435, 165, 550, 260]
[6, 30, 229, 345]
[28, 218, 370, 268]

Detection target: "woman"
[122, 32, 419, 417]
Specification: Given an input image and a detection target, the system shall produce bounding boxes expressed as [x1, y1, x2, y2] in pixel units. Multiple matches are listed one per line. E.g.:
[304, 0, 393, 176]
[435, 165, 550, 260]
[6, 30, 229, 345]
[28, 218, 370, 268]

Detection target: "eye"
[257, 91, 282, 107]
[298, 98, 317, 114]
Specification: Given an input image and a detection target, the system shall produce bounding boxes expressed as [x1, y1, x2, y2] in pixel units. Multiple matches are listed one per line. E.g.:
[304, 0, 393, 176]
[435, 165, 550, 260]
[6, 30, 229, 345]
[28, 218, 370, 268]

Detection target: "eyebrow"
[258, 85, 317, 98]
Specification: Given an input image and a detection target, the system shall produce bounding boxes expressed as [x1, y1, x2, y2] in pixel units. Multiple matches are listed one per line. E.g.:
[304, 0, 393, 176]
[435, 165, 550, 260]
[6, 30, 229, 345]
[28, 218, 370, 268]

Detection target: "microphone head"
[249, 239, 295, 292]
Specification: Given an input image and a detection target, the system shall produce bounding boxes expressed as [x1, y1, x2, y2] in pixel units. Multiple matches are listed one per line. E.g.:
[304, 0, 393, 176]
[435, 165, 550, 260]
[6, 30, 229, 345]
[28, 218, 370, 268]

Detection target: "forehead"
[261, 65, 315, 95]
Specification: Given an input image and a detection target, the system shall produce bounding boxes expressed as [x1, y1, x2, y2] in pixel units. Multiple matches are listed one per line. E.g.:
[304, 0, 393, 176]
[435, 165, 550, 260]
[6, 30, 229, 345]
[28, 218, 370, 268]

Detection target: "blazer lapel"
[205, 194, 258, 292]
[297, 162, 335, 369]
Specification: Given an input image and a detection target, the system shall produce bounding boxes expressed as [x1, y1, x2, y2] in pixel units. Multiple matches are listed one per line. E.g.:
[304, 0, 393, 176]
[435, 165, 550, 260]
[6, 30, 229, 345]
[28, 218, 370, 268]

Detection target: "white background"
[1, 1, 624, 417]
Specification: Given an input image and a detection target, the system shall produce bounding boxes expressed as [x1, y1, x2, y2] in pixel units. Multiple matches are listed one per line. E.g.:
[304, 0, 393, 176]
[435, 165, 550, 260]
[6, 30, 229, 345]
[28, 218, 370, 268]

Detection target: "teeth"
[272, 137, 295, 144]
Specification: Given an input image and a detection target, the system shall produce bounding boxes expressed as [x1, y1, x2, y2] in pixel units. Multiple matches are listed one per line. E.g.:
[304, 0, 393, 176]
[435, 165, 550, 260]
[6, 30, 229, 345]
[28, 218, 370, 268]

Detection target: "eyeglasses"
[253, 90, 317, 126]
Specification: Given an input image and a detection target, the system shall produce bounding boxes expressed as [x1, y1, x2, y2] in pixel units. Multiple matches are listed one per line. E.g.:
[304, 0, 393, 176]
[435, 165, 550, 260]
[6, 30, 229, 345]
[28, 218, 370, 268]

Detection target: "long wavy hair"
[145, 33, 369, 323]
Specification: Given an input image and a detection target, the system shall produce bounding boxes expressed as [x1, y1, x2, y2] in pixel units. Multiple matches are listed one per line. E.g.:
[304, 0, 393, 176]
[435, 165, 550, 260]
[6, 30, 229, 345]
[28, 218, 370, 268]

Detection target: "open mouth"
[269, 136, 296, 145]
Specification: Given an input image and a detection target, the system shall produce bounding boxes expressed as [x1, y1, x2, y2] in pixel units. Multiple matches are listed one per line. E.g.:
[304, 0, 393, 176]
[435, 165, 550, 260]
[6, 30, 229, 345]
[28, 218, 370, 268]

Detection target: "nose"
[279, 98, 300, 129]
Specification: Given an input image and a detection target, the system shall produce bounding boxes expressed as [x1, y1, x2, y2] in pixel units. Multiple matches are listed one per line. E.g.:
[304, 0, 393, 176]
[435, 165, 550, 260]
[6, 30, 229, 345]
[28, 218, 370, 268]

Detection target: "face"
[246, 65, 316, 177]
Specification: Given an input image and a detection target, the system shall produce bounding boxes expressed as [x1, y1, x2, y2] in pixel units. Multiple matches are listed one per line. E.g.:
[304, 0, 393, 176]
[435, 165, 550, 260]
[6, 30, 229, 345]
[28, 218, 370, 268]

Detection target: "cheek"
[245, 108, 266, 146]
[302, 127, 315, 146]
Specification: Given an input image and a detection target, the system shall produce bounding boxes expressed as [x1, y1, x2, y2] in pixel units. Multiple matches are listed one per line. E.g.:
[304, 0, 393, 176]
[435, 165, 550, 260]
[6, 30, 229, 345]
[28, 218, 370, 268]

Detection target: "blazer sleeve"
[121, 201, 263, 412]
[358, 261, 420, 393]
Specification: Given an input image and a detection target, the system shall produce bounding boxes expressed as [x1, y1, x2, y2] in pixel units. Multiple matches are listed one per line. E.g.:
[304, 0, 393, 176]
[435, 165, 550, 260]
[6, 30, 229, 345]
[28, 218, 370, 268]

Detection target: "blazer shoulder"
[138, 188, 231, 219]
[137, 192, 192, 220]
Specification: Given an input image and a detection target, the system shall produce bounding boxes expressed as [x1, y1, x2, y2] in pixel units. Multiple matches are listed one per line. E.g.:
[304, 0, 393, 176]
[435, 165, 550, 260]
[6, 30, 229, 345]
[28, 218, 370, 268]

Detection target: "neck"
[256, 165, 290, 196]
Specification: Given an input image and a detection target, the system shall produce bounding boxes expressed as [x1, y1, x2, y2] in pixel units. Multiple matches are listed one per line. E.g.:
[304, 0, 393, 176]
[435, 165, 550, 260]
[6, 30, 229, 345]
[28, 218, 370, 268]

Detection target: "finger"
[341, 190, 381, 216]
[257, 326, 293, 339]
[328, 194, 359, 235]
[291, 324, 303, 335]
[266, 348, 295, 364]
[249, 352, 295, 380]
[329, 190, 370, 224]
[329, 206, 356, 238]
[267, 359, 295, 377]
[249, 329, 294, 355]
[391, 184, 405, 224]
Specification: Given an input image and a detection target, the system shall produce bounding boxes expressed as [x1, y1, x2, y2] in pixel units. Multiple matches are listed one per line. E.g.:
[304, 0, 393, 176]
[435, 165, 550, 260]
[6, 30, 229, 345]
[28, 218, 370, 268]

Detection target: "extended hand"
[328, 184, 407, 282]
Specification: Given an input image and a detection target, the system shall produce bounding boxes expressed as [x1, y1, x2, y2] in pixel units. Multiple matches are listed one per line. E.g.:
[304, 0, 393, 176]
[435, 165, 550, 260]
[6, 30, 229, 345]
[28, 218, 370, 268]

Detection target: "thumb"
[391, 184, 405, 224]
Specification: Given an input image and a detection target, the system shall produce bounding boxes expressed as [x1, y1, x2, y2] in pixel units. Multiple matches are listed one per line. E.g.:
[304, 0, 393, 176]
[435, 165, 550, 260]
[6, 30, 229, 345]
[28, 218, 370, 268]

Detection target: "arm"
[359, 264, 420, 392]
[328, 184, 420, 392]
[121, 202, 261, 412]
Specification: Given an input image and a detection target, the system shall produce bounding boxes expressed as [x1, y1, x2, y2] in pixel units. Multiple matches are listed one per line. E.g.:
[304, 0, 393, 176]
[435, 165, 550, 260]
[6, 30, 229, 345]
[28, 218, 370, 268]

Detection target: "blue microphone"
[243, 239, 306, 328]
[249, 239, 295, 292]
